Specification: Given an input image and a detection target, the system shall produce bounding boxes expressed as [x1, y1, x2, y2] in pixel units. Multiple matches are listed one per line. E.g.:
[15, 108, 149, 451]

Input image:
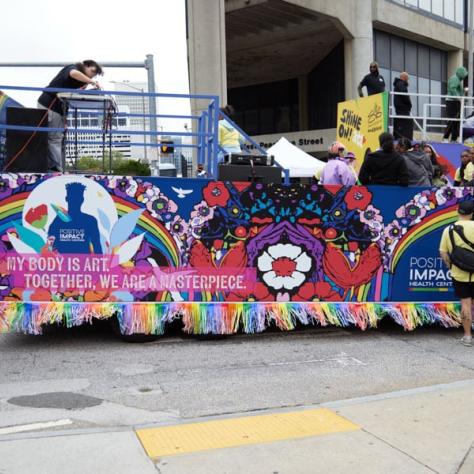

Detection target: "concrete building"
[113, 82, 150, 161]
[65, 106, 131, 165]
[187, 0, 467, 154]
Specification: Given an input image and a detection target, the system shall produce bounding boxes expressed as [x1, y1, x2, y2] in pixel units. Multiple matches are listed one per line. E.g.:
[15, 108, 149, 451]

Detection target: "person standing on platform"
[443, 66, 468, 143]
[218, 105, 242, 162]
[359, 132, 409, 186]
[439, 200, 474, 347]
[358, 62, 386, 97]
[38, 60, 103, 172]
[319, 142, 356, 186]
[398, 138, 433, 186]
[393, 72, 413, 140]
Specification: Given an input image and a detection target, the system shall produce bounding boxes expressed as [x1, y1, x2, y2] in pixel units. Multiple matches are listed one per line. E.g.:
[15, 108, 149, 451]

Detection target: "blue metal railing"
[0, 85, 220, 176]
[217, 111, 290, 184]
[0, 85, 289, 183]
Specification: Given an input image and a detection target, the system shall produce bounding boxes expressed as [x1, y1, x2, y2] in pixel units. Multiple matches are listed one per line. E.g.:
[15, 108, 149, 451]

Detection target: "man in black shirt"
[393, 72, 413, 140]
[37, 60, 103, 172]
[358, 62, 386, 97]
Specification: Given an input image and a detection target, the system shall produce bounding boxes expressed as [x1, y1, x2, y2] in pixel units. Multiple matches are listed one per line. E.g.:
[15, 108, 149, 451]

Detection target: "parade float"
[0, 88, 469, 337]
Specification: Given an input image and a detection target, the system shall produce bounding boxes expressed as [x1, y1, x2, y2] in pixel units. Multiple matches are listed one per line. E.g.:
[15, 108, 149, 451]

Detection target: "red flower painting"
[203, 182, 230, 207]
[25, 204, 48, 230]
[344, 187, 372, 211]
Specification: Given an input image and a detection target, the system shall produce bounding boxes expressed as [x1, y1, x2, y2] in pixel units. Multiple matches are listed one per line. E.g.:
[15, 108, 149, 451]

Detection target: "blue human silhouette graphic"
[48, 182, 103, 254]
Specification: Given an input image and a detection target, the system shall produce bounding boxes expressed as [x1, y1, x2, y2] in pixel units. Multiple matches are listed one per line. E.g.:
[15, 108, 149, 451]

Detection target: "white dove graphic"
[171, 186, 193, 198]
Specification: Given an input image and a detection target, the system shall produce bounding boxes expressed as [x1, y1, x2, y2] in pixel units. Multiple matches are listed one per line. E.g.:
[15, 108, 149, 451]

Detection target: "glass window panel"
[391, 71, 401, 116]
[430, 49, 441, 80]
[233, 111, 244, 129]
[374, 31, 390, 68]
[291, 105, 299, 132]
[418, 45, 430, 78]
[379, 68, 390, 88]
[409, 75, 418, 116]
[432, 0, 443, 16]
[244, 109, 259, 135]
[441, 52, 447, 81]
[418, 77, 430, 120]
[455, 0, 464, 25]
[418, 0, 431, 11]
[260, 107, 274, 134]
[275, 106, 290, 133]
[444, 0, 455, 21]
[430, 80, 442, 118]
[391, 37, 404, 71]
[405, 41, 417, 74]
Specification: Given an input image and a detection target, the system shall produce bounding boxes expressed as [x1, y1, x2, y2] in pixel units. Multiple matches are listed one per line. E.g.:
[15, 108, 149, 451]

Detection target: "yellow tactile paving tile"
[136, 408, 359, 458]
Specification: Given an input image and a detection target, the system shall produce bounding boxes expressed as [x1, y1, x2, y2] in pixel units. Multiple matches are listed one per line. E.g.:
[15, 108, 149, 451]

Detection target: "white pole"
[469, 0, 473, 109]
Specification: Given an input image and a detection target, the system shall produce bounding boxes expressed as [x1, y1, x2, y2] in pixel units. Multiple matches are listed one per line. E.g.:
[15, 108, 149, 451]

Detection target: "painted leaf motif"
[97, 208, 112, 232]
[8, 233, 37, 254]
[115, 233, 145, 264]
[13, 223, 45, 253]
[110, 209, 144, 249]
[51, 203, 71, 222]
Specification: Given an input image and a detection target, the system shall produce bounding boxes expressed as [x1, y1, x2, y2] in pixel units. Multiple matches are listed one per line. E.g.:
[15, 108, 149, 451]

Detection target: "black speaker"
[5, 107, 48, 172]
[218, 163, 282, 184]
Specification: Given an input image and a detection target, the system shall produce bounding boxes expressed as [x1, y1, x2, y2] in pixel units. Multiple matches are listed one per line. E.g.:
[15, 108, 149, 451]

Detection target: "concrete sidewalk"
[0, 379, 473, 474]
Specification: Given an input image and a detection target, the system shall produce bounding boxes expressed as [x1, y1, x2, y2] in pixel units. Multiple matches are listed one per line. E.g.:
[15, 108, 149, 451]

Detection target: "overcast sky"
[0, 0, 190, 128]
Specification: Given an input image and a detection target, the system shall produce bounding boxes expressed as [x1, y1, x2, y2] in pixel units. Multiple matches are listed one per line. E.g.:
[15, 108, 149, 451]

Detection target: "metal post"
[469, 0, 474, 106]
[211, 99, 220, 178]
[145, 54, 159, 175]
[206, 104, 213, 177]
[422, 102, 428, 141]
[74, 108, 78, 172]
[468, 0, 474, 139]
[102, 101, 106, 173]
[141, 92, 148, 162]
[198, 113, 205, 170]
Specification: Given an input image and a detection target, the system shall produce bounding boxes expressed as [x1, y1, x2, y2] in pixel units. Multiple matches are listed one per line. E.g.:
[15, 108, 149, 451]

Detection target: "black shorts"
[452, 279, 474, 299]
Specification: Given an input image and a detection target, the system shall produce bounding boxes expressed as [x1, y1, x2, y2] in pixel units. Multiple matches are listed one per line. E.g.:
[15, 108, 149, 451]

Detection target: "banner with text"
[337, 92, 388, 166]
[0, 174, 470, 306]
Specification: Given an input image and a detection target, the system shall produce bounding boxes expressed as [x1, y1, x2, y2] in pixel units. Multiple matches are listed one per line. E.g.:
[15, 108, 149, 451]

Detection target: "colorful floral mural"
[0, 173, 471, 335]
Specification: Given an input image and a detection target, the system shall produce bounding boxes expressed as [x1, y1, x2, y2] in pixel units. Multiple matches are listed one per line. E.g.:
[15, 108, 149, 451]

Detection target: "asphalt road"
[1, 321, 473, 433]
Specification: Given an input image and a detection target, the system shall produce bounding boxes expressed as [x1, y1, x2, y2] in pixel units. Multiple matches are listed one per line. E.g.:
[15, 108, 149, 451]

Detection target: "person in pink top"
[320, 142, 357, 186]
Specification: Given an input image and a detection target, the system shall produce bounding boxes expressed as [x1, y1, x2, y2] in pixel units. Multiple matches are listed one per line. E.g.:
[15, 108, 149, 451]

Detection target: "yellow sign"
[336, 92, 388, 167]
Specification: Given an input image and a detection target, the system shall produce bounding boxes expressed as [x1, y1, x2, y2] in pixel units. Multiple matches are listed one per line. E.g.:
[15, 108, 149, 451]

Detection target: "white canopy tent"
[266, 137, 325, 178]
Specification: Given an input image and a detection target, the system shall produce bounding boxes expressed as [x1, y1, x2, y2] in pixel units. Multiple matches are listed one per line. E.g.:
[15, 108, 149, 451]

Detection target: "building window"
[228, 79, 299, 136]
[390, 0, 464, 27]
[374, 30, 447, 122]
